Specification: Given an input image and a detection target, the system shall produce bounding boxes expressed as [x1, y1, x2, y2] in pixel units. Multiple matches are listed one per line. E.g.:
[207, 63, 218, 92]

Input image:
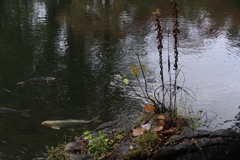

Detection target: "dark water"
[1, 0, 240, 159]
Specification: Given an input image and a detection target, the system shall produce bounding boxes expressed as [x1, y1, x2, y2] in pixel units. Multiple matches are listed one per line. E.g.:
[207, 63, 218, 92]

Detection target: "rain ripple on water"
[93, 46, 126, 63]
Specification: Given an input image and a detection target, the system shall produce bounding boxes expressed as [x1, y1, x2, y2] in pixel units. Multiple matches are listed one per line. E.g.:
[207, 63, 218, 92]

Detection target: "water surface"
[0, 0, 240, 159]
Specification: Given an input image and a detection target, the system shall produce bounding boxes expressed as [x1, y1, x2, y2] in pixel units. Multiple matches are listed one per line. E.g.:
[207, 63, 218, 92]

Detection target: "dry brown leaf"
[157, 115, 166, 120]
[151, 125, 164, 132]
[132, 127, 144, 136]
[160, 129, 176, 134]
[131, 66, 138, 77]
[156, 122, 166, 126]
[143, 105, 156, 111]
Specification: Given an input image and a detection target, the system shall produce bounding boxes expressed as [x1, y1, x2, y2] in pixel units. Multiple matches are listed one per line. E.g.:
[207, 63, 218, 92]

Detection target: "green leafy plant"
[116, 134, 124, 140]
[134, 133, 159, 146]
[46, 143, 69, 160]
[82, 130, 129, 159]
[124, 133, 158, 160]
[117, 5, 195, 119]
[84, 131, 113, 159]
[116, 5, 217, 130]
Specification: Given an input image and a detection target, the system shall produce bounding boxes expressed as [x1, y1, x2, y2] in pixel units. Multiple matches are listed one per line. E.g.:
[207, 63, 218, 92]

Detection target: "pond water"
[1, 0, 240, 159]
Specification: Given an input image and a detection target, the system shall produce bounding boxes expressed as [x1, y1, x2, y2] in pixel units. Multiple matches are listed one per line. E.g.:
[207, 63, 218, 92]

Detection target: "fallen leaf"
[157, 115, 166, 120]
[156, 122, 166, 126]
[132, 127, 144, 136]
[160, 129, 176, 134]
[144, 105, 156, 111]
[151, 125, 163, 132]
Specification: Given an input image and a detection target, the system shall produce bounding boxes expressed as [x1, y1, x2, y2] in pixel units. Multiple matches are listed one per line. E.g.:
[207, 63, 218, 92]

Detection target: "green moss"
[134, 133, 160, 146]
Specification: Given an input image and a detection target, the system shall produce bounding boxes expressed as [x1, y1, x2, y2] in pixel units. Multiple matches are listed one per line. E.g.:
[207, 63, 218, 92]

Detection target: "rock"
[94, 120, 118, 134]
[65, 142, 81, 153]
[69, 154, 92, 160]
[151, 128, 240, 160]
[65, 120, 240, 160]
[167, 127, 212, 144]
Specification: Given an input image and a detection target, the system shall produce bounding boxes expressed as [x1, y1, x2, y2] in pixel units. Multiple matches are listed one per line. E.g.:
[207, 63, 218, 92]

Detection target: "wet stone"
[167, 127, 211, 144]
[152, 129, 240, 160]
[69, 154, 92, 160]
[209, 128, 240, 138]
[94, 120, 118, 132]
[65, 142, 81, 152]
[66, 120, 240, 160]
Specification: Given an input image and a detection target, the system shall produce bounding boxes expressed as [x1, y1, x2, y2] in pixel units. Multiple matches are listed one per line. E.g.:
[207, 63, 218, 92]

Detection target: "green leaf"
[123, 78, 129, 85]
[116, 135, 124, 139]
[152, 10, 160, 15]
[197, 110, 203, 113]
[128, 65, 134, 68]
[83, 131, 90, 135]
[194, 117, 201, 121]
[117, 76, 124, 79]
[131, 66, 138, 77]
[141, 65, 146, 72]
[185, 115, 191, 119]
[148, 94, 153, 99]
[84, 134, 92, 140]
